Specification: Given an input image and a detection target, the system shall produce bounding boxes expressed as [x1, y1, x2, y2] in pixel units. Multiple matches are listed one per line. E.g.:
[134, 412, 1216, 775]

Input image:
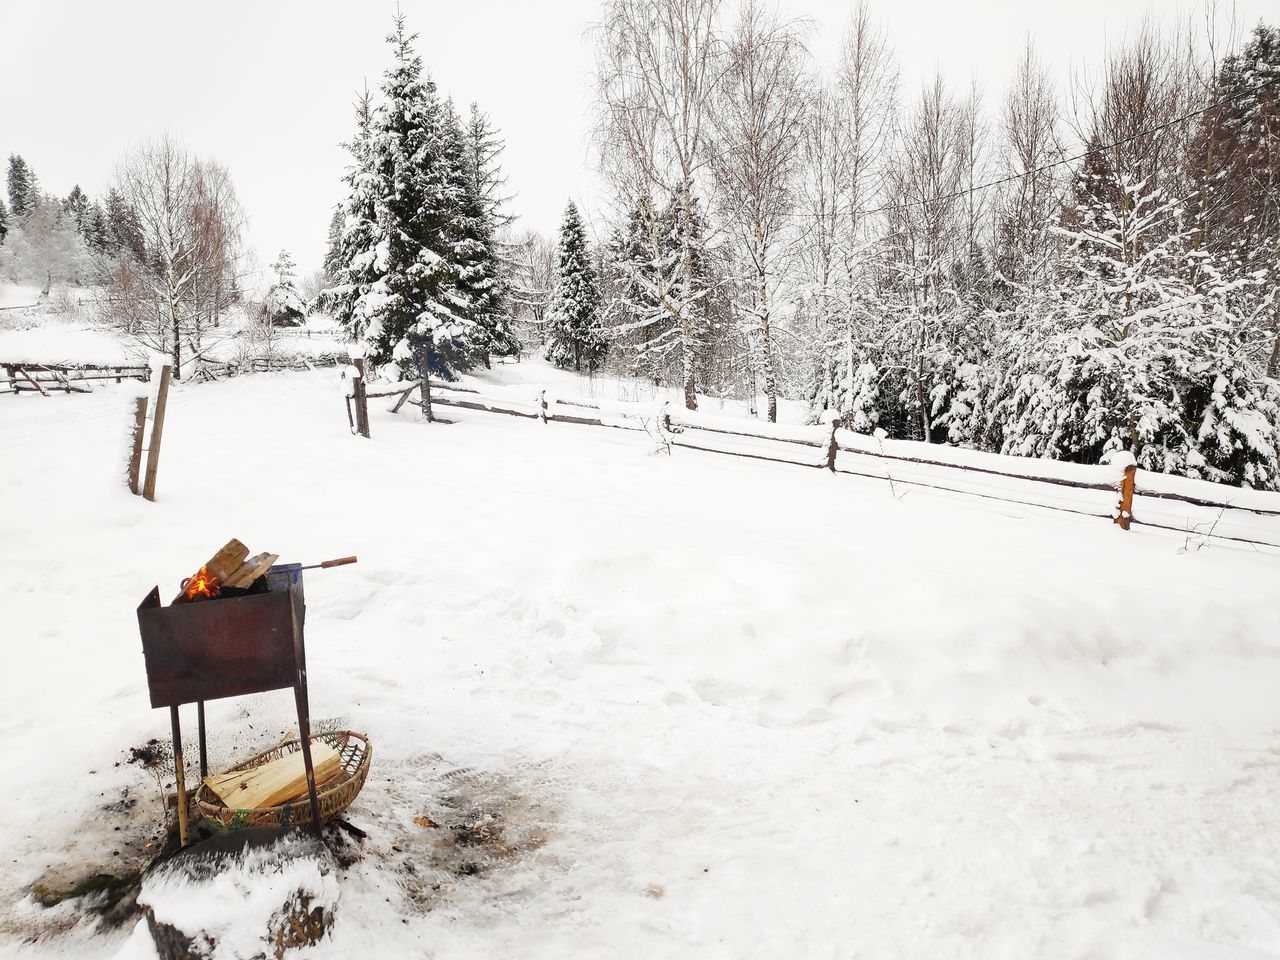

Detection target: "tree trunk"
[170, 297, 182, 381]
[916, 322, 931, 443]
[679, 178, 698, 411]
[760, 306, 777, 424]
[1268, 301, 1280, 378]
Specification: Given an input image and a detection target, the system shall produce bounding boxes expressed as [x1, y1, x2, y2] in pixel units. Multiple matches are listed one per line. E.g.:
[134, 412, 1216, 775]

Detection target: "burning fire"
[181, 566, 221, 602]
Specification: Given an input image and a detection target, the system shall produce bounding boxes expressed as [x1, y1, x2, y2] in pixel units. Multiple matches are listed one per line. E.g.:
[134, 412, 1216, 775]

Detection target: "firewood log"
[204, 743, 340, 809]
[204, 539, 250, 583]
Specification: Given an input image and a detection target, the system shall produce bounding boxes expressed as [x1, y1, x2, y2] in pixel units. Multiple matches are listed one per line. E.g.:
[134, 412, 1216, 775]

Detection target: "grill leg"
[170, 705, 188, 847]
[294, 684, 322, 835]
[197, 701, 208, 779]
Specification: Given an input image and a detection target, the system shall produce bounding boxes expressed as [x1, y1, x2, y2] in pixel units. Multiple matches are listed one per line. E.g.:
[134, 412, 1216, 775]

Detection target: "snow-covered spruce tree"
[368, 18, 472, 377]
[82, 201, 109, 256]
[266, 249, 306, 326]
[319, 88, 387, 347]
[321, 205, 343, 290]
[6, 155, 38, 220]
[1183, 350, 1280, 487]
[995, 167, 1198, 468]
[1196, 22, 1280, 377]
[104, 187, 145, 261]
[602, 198, 668, 382]
[63, 185, 89, 233]
[455, 102, 517, 364]
[0, 197, 8, 245]
[545, 201, 605, 371]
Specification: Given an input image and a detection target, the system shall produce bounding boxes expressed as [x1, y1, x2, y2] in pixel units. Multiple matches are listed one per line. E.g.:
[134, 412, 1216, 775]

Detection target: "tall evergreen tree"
[319, 87, 385, 342]
[6, 155, 37, 219]
[82, 200, 109, 255]
[322, 205, 344, 287]
[366, 16, 472, 374]
[265, 249, 306, 326]
[545, 201, 605, 371]
[104, 187, 145, 260]
[63, 185, 89, 233]
[453, 102, 516, 364]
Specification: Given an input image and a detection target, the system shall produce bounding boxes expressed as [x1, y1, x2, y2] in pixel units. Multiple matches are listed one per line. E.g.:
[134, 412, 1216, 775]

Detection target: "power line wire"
[768, 74, 1276, 222]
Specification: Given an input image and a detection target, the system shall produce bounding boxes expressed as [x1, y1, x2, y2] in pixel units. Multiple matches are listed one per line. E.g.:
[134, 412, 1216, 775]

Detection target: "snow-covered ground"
[3, 368, 1280, 959]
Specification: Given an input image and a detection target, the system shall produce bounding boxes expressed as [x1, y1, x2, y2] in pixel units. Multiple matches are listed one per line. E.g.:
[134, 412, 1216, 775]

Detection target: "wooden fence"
[396, 377, 1280, 552]
[3, 362, 151, 394]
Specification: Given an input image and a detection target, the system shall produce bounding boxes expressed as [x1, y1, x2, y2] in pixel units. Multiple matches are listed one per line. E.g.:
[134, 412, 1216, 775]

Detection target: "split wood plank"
[204, 743, 340, 809]
[223, 552, 278, 589]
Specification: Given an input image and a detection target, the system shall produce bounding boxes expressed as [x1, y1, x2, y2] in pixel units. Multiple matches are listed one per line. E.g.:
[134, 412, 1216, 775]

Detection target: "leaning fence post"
[539, 389, 548, 424]
[1114, 463, 1136, 531]
[352, 358, 370, 439]
[127, 395, 148, 495]
[142, 364, 172, 503]
[825, 416, 839, 472]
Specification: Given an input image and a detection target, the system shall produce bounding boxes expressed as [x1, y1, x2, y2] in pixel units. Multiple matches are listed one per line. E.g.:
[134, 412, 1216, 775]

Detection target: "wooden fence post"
[419, 373, 434, 423]
[825, 417, 839, 472]
[142, 364, 172, 503]
[128, 396, 148, 495]
[1114, 463, 1136, 531]
[352, 359, 370, 439]
[539, 389, 548, 424]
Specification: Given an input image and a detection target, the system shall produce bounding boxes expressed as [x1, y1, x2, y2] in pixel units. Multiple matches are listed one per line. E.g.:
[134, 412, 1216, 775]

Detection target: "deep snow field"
[3, 364, 1280, 959]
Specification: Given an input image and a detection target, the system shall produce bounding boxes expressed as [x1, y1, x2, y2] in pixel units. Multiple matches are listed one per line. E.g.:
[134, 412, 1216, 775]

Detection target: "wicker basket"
[195, 730, 372, 831]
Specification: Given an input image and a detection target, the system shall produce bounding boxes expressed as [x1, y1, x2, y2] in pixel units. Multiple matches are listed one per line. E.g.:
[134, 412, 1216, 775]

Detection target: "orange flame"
[181, 566, 221, 602]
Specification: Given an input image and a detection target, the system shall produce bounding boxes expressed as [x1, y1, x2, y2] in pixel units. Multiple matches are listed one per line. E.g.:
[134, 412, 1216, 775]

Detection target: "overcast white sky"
[0, 0, 1272, 279]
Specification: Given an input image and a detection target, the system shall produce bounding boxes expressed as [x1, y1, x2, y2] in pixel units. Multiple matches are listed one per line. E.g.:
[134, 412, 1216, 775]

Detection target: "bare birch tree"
[710, 0, 809, 421]
[112, 137, 243, 378]
[886, 75, 965, 441]
[801, 1, 898, 420]
[994, 40, 1062, 283]
[595, 0, 723, 410]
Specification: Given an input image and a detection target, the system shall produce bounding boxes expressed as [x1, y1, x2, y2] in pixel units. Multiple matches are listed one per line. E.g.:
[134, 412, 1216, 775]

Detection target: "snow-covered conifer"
[545, 201, 606, 371]
[6, 155, 38, 220]
[104, 187, 145, 261]
[319, 88, 384, 345]
[63, 185, 89, 233]
[368, 16, 472, 376]
[266, 249, 306, 326]
[454, 102, 516, 364]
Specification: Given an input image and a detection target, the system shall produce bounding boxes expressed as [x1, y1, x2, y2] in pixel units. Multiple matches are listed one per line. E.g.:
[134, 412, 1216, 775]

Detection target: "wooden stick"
[298, 555, 358, 571]
[143, 365, 171, 502]
[128, 396, 148, 495]
[391, 384, 415, 413]
[15, 366, 47, 396]
[825, 418, 839, 472]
